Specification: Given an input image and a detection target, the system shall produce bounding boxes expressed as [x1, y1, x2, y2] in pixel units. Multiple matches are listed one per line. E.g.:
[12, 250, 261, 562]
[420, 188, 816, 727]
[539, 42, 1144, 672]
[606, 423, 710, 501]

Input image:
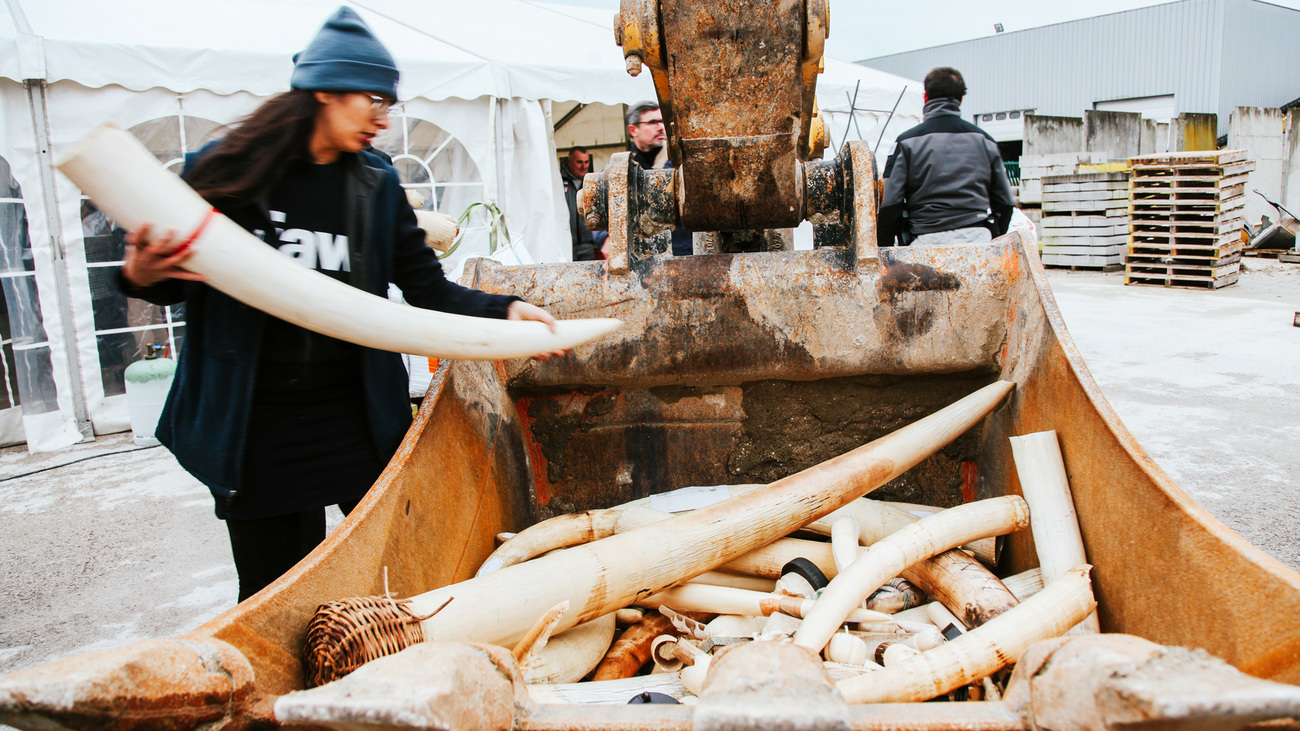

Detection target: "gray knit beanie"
[290, 6, 399, 99]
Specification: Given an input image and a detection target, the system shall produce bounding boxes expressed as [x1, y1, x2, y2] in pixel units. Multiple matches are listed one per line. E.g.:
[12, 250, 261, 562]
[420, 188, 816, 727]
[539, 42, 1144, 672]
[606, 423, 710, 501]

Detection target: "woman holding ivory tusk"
[116, 6, 561, 601]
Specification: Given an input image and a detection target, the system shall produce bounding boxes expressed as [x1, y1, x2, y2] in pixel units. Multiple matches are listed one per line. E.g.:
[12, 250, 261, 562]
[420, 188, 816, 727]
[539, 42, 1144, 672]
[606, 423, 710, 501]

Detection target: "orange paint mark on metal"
[960, 461, 979, 503]
[513, 396, 554, 505]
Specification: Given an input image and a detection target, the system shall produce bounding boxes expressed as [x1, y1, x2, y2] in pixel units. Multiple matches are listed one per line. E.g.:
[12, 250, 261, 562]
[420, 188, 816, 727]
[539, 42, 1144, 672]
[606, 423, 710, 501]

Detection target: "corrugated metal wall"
[1220, 0, 1300, 121]
[859, 0, 1296, 127]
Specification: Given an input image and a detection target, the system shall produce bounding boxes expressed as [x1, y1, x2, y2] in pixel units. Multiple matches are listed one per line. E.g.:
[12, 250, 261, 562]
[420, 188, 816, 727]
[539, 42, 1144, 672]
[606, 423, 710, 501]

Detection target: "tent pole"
[25, 78, 94, 442]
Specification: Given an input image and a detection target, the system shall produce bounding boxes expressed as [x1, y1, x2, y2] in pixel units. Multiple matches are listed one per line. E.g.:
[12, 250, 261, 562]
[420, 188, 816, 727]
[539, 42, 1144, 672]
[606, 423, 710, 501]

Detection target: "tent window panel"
[375, 117, 482, 217]
[81, 201, 127, 264]
[1, 272, 49, 347]
[1, 300, 17, 411]
[86, 265, 181, 330]
[129, 116, 223, 168]
[1, 156, 61, 424]
[11, 344, 59, 413]
[393, 157, 432, 186]
[96, 326, 183, 399]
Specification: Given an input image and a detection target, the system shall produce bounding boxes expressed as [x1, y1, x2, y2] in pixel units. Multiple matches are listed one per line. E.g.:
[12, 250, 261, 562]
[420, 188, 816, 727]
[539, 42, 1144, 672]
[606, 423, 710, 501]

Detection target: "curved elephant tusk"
[793, 496, 1032, 654]
[478, 509, 623, 576]
[835, 565, 1096, 703]
[56, 126, 622, 361]
[520, 613, 617, 685]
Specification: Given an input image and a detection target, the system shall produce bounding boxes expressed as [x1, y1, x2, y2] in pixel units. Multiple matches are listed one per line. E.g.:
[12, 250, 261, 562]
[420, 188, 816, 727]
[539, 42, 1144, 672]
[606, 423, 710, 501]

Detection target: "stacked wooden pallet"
[1039, 172, 1130, 269]
[1125, 150, 1253, 290]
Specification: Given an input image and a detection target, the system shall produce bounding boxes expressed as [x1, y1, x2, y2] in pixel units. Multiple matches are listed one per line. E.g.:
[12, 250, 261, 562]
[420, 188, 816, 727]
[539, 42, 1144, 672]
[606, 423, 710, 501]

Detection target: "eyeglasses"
[634, 118, 665, 127]
[364, 94, 402, 117]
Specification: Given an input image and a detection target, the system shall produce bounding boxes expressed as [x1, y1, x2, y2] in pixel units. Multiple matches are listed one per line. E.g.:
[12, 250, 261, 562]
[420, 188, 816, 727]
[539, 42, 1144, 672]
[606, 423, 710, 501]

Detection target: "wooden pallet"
[1126, 259, 1239, 278]
[1126, 253, 1241, 270]
[1129, 231, 1244, 249]
[1125, 271, 1239, 289]
[1131, 219, 1245, 236]
[1130, 208, 1240, 223]
[1128, 240, 1244, 260]
[1130, 187, 1246, 204]
[1242, 248, 1292, 259]
[1129, 149, 1250, 166]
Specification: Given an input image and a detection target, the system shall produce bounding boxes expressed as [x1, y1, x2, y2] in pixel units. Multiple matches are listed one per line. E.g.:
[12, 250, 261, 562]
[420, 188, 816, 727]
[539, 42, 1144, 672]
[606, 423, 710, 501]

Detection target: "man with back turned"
[878, 67, 1014, 247]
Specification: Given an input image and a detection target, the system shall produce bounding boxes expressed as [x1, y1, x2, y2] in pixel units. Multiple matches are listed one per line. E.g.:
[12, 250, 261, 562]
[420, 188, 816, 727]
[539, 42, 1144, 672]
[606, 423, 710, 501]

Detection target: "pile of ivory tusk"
[55, 126, 622, 361]
[294, 382, 1098, 704]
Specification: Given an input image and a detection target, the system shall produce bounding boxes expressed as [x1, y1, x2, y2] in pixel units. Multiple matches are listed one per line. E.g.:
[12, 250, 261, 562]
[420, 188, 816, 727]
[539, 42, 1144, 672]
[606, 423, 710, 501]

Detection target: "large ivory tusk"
[56, 126, 622, 361]
[635, 583, 894, 625]
[1010, 430, 1100, 633]
[793, 496, 1031, 653]
[831, 516, 861, 573]
[1002, 567, 1044, 601]
[478, 509, 622, 576]
[302, 380, 1014, 685]
[412, 209, 458, 252]
[836, 565, 1096, 703]
[513, 602, 569, 664]
[614, 491, 1010, 626]
[880, 501, 999, 566]
[592, 612, 677, 681]
[520, 613, 617, 685]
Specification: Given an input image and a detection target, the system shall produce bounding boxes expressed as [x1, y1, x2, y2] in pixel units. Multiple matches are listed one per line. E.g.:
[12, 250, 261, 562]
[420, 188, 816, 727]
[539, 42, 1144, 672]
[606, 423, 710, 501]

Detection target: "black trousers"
[225, 500, 358, 602]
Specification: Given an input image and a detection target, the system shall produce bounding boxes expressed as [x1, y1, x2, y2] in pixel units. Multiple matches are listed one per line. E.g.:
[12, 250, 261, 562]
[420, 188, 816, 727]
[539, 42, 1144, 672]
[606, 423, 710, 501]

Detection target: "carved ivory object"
[56, 126, 622, 361]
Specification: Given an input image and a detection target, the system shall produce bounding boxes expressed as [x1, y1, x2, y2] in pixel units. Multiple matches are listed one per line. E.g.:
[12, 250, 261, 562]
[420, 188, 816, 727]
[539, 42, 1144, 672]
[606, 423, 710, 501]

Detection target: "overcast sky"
[547, 0, 1300, 60]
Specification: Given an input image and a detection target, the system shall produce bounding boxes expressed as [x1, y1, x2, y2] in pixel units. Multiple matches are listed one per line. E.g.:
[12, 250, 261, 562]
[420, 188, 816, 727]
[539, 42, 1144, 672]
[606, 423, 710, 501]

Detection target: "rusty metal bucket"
[3, 233, 1299, 730]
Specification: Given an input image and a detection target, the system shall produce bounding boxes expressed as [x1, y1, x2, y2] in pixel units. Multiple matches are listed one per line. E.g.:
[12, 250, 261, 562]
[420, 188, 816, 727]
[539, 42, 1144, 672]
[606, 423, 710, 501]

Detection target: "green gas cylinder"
[124, 343, 176, 446]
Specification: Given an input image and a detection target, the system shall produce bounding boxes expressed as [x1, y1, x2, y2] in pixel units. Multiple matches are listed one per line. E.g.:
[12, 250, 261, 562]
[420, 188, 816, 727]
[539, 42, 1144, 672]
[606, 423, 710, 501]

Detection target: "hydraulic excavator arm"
[580, 0, 879, 267]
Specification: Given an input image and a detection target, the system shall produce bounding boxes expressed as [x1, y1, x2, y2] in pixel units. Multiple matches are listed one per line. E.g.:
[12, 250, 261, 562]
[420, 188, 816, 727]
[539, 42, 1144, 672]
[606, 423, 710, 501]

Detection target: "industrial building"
[859, 0, 1300, 160]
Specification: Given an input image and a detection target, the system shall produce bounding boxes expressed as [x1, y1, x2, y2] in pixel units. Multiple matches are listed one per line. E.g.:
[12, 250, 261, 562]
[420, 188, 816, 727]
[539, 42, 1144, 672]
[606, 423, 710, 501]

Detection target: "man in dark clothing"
[560, 147, 597, 261]
[878, 67, 1015, 247]
[625, 101, 692, 256]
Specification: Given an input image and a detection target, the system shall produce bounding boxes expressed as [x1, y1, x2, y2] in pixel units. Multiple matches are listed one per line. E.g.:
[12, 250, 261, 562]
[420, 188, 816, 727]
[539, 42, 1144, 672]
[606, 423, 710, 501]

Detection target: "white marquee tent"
[0, 0, 921, 451]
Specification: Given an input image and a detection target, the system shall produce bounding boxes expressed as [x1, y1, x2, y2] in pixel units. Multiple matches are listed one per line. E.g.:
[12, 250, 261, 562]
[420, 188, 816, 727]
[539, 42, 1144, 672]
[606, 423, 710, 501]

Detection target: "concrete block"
[1172, 113, 1218, 152]
[1025, 116, 1085, 156]
[1229, 107, 1287, 226]
[1286, 109, 1300, 214]
[1085, 110, 1142, 160]
[1139, 119, 1157, 155]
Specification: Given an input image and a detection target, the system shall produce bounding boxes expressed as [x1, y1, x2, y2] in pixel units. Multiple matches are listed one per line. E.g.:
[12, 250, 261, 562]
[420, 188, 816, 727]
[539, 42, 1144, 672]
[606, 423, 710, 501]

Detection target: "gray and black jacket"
[878, 97, 1015, 246]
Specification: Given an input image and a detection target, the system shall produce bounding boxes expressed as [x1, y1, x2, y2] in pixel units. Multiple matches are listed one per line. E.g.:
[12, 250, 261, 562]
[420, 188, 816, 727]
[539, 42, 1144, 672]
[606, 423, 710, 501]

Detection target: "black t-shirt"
[256, 160, 361, 398]
[229, 160, 382, 520]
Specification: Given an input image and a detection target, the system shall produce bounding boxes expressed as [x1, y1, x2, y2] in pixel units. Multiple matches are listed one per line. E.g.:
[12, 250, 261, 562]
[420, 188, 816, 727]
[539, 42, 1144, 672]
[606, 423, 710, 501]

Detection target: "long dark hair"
[186, 89, 321, 205]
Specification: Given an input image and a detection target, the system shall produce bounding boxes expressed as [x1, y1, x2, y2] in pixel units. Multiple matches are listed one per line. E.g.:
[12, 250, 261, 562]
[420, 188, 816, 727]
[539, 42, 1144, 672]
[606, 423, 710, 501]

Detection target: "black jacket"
[878, 97, 1015, 246]
[561, 166, 596, 261]
[122, 144, 517, 504]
